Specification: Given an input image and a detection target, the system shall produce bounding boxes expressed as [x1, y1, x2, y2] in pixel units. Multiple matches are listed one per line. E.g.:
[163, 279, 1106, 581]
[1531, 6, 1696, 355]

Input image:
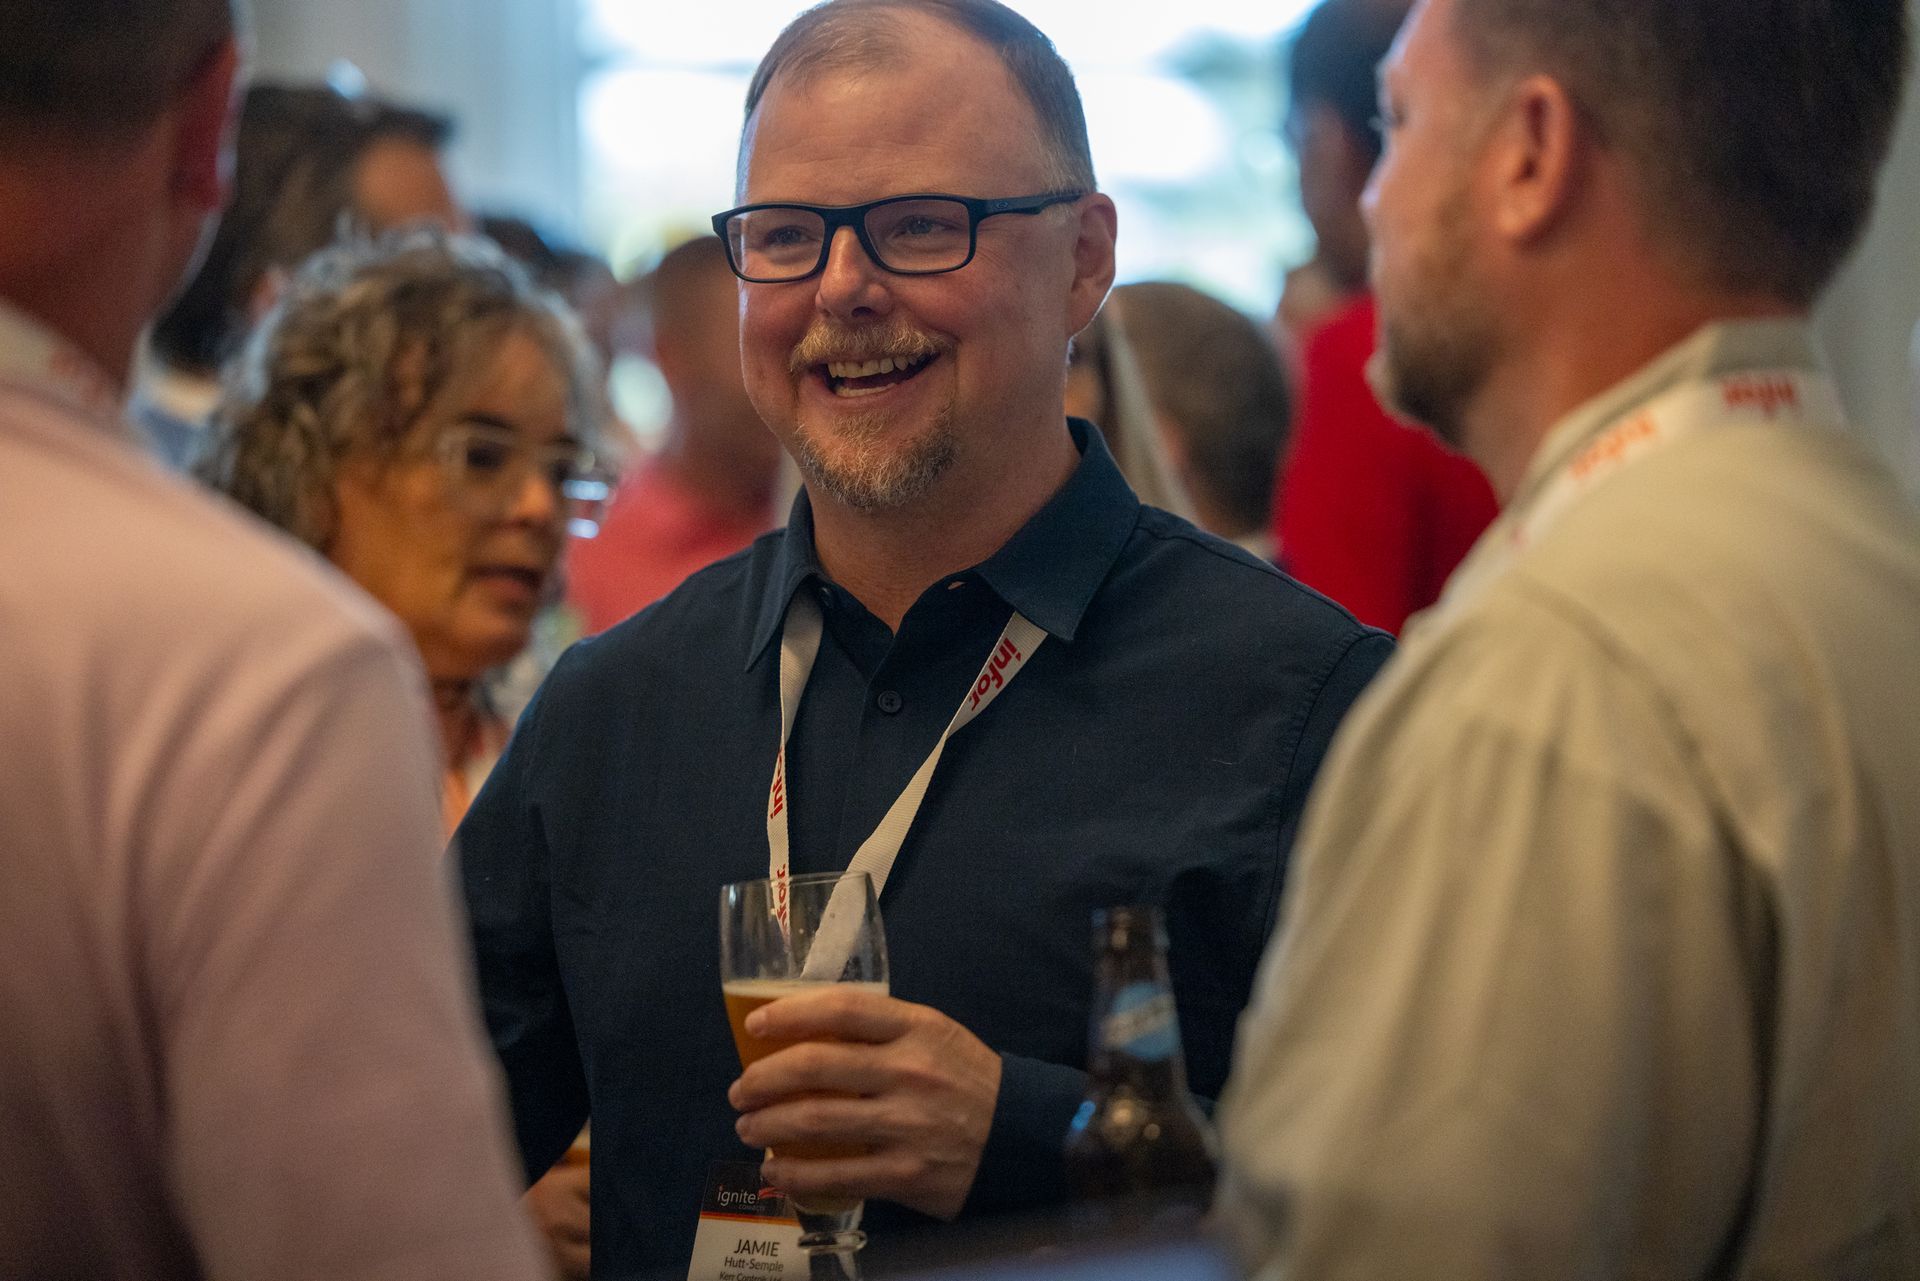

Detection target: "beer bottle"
[1063, 905, 1218, 1211]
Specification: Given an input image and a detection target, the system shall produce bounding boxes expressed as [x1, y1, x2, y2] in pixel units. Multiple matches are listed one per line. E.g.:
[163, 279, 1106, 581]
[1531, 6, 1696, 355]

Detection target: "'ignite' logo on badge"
[701, 1161, 795, 1221]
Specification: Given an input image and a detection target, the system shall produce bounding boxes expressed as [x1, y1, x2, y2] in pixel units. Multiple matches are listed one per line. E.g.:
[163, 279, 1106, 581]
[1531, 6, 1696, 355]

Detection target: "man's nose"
[815, 226, 893, 319]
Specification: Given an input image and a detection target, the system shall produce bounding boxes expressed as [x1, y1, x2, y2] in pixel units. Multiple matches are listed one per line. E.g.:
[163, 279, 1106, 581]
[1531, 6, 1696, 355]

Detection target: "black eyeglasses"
[712, 190, 1086, 283]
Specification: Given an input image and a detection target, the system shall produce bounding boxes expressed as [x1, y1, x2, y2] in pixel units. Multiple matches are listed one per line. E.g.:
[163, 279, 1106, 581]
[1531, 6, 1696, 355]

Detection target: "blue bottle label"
[1103, 982, 1178, 1061]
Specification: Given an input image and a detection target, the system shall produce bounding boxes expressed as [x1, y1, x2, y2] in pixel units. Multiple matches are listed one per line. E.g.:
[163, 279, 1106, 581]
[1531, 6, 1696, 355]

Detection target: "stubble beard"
[790, 399, 960, 512]
[1369, 180, 1500, 453]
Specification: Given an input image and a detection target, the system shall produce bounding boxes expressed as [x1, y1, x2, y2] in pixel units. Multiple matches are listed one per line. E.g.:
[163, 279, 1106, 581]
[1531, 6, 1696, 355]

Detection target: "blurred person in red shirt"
[1272, 0, 1496, 632]
[567, 235, 783, 633]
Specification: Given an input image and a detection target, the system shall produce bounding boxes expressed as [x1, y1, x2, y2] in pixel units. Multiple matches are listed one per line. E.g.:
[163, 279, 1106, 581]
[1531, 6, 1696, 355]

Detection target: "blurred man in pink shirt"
[0, 3, 549, 1277]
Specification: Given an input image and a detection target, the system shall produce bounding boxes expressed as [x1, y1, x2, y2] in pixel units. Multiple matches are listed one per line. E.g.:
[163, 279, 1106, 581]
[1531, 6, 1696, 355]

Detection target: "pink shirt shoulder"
[0, 385, 547, 1281]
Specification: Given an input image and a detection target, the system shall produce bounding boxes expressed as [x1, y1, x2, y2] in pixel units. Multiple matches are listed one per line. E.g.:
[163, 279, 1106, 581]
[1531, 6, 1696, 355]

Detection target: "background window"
[579, 0, 1323, 317]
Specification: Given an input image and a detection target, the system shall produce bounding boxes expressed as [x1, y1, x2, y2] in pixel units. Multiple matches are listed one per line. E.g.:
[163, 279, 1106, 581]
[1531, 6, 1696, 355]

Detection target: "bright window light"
[579, 0, 1321, 318]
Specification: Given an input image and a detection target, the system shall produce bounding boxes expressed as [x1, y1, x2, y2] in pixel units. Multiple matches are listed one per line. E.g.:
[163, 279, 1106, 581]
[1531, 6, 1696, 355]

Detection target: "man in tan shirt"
[1216, 0, 1920, 1276]
[0, 3, 549, 1278]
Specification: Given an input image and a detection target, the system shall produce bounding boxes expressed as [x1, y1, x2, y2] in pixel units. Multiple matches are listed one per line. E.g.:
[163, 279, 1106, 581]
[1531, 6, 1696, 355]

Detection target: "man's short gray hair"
[201, 229, 603, 552]
[743, 0, 1096, 191]
[0, 0, 236, 132]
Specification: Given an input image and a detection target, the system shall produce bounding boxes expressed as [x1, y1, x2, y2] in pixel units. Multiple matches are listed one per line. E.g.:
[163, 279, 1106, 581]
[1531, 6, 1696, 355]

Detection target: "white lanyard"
[0, 302, 123, 424]
[1444, 367, 1844, 608]
[765, 589, 1046, 932]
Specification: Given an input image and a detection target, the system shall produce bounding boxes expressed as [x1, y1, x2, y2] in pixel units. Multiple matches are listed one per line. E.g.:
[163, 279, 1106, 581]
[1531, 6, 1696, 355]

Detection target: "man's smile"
[820, 351, 939, 397]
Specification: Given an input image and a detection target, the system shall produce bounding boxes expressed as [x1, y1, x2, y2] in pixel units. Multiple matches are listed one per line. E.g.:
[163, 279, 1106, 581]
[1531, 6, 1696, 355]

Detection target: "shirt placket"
[817, 581, 1005, 880]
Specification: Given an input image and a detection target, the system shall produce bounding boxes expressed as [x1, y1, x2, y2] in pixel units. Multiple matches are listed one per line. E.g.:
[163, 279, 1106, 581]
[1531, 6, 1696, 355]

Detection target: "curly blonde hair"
[200, 228, 604, 551]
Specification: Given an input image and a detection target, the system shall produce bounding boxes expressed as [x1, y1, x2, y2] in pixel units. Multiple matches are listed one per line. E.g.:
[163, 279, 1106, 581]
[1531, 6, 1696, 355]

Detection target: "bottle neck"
[1088, 908, 1191, 1098]
[1086, 1044, 1190, 1099]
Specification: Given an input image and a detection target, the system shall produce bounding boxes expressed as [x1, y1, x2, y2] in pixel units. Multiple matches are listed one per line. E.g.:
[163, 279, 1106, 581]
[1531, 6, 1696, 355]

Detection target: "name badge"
[686, 1160, 802, 1281]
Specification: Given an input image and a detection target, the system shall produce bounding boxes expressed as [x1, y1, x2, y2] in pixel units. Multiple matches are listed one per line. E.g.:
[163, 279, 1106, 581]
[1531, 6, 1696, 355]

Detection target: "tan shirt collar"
[1507, 317, 1825, 519]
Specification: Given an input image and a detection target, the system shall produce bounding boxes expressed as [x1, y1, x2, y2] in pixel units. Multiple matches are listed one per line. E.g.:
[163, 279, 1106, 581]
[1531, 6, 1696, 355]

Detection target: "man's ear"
[170, 36, 241, 214]
[1485, 73, 1584, 246]
[1064, 193, 1118, 337]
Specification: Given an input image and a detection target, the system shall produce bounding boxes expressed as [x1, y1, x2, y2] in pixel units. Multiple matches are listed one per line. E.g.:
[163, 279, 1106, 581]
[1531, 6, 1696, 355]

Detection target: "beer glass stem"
[795, 1202, 865, 1277]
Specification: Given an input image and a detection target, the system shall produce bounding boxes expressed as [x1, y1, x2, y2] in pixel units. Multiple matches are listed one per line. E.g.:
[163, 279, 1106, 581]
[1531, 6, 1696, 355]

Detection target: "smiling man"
[456, 0, 1390, 1274]
[1216, 0, 1919, 1276]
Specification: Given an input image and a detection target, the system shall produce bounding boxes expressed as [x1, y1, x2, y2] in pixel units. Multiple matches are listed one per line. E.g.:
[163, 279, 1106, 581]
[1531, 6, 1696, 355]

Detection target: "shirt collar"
[0, 298, 131, 433]
[972, 417, 1139, 640]
[1507, 316, 1823, 516]
[746, 490, 832, 670]
[744, 418, 1141, 670]
[1428, 316, 1826, 626]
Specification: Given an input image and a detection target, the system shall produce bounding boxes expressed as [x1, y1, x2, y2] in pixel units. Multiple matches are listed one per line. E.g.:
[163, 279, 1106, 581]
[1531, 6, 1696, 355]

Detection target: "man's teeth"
[826, 354, 928, 380]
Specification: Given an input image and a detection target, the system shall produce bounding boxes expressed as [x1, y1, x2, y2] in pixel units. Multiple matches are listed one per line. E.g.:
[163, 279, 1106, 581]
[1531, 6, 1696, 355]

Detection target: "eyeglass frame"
[428, 417, 613, 538]
[710, 189, 1087, 283]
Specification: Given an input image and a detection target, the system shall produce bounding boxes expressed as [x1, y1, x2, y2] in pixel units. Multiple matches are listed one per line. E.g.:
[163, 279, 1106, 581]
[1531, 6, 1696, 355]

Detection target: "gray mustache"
[789, 322, 952, 372]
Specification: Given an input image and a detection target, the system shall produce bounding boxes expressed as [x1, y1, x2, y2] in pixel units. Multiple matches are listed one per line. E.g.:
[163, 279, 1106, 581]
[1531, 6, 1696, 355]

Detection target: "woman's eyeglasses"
[434, 421, 611, 538]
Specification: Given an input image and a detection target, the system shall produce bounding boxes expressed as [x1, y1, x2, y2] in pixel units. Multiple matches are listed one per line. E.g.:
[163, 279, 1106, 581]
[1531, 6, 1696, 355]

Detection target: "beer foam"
[722, 979, 889, 1001]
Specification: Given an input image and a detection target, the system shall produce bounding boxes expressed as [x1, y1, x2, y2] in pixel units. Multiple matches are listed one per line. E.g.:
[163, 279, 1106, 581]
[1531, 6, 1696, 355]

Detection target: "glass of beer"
[720, 871, 889, 1265]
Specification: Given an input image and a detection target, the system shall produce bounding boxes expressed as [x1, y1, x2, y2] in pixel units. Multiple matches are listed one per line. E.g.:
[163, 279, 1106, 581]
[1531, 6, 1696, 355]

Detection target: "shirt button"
[876, 690, 904, 715]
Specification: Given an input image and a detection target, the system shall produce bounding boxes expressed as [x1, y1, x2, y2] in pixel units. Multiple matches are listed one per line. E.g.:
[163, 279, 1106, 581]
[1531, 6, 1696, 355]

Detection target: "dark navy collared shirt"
[459, 420, 1391, 1279]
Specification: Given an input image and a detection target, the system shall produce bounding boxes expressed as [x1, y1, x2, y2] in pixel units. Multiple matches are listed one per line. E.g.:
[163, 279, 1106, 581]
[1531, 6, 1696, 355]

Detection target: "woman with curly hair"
[204, 228, 605, 832]
[201, 229, 605, 1277]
